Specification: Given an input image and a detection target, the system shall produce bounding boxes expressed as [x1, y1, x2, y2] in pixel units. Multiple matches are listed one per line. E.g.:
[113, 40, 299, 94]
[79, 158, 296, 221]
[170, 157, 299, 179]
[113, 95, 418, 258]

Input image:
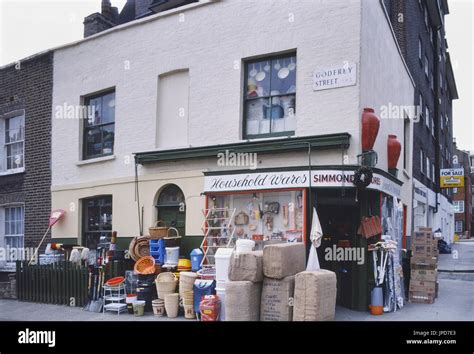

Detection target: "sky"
[0, 0, 472, 152]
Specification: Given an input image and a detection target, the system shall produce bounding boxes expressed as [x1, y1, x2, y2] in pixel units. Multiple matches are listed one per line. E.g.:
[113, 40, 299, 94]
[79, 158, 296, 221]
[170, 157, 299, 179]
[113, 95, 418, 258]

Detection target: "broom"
[29, 210, 65, 265]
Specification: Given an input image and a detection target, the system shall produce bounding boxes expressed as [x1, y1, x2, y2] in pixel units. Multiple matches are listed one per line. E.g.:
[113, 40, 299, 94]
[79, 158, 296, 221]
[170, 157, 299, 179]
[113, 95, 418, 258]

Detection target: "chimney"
[83, 0, 119, 38]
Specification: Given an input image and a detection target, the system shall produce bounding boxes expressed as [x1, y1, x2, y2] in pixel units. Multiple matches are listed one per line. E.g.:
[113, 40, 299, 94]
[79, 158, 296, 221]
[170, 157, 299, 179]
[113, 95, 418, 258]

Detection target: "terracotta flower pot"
[361, 108, 380, 152]
[387, 134, 401, 169]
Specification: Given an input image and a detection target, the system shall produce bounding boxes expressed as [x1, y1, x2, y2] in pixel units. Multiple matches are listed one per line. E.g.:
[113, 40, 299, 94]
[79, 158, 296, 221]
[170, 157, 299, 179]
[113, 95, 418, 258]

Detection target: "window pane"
[245, 98, 270, 135]
[85, 127, 103, 157]
[270, 56, 296, 94]
[86, 97, 102, 126]
[247, 60, 270, 98]
[101, 93, 115, 125]
[102, 124, 115, 155]
[6, 142, 24, 169]
[5, 115, 24, 143]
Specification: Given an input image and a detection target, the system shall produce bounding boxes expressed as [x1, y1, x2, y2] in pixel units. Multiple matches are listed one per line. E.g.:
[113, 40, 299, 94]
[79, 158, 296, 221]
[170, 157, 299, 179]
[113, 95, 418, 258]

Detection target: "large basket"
[164, 227, 182, 248]
[134, 256, 156, 275]
[129, 235, 150, 261]
[149, 220, 169, 240]
[179, 272, 198, 296]
[155, 272, 177, 299]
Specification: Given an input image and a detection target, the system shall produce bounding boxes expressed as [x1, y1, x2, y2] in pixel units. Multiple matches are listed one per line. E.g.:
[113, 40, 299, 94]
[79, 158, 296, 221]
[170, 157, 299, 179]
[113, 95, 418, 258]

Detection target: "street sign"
[440, 168, 464, 188]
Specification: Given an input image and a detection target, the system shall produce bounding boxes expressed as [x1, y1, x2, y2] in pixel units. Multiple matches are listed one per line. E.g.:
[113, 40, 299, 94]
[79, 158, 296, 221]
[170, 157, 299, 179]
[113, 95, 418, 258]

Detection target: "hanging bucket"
[149, 220, 169, 239]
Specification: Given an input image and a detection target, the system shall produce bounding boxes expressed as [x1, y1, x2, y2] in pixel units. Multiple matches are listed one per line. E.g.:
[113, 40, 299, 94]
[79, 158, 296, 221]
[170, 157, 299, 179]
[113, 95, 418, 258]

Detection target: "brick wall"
[0, 52, 53, 253]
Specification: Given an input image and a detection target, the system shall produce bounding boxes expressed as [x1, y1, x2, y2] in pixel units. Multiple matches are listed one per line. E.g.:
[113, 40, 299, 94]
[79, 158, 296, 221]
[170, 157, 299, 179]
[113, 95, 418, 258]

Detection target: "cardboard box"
[412, 244, 438, 257]
[409, 291, 435, 304]
[411, 255, 438, 268]
[411, 269, 437, 282]
[412, 231, 434, 245]
[418, 227, 433, 232]
[409, 280, 436, 293]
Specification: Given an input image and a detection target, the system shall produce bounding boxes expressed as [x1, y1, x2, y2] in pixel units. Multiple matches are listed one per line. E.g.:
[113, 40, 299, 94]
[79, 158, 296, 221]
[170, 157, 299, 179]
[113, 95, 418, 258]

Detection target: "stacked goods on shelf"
[259, 243, 306, 321]
[409, 227, 439, 304]
[293, 270, 337, 321]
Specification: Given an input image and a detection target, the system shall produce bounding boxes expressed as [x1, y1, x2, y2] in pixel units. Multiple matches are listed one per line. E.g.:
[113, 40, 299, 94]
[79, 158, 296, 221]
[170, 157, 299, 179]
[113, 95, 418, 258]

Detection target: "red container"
[361, 108, 380, 152]
[387, 134, 401, 169]
[199, 295, 221, 321]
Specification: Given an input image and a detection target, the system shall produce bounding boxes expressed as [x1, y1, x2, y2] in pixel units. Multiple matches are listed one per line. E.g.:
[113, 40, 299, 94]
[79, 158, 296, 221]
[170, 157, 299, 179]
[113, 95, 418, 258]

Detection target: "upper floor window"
[1, 113, 25, 172]
[244, 53, 296, 138]
[453, 201, 465, 214]
[420, 150, 425, 174]
[83, 90, 115, 160]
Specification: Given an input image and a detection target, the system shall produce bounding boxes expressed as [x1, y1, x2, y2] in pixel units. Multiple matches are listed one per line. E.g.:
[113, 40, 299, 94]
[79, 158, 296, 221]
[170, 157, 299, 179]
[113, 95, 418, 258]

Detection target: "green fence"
[16, 261, 88, 307]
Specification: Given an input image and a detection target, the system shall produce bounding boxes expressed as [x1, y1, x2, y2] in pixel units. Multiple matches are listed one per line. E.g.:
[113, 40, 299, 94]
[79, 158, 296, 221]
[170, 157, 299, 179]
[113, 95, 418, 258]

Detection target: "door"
[156, 184, 186, 237]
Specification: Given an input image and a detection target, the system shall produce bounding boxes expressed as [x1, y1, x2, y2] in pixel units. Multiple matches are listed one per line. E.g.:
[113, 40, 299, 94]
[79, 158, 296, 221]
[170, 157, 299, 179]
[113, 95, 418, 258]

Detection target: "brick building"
[452, 144, 472, 238]
[0, 52, 53, 276]
[384, 0, 458, 243]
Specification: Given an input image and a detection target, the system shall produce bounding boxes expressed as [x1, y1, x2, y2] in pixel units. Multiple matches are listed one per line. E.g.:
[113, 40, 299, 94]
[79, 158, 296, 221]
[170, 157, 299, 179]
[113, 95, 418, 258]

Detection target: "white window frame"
[453, 201, 465, 214]
[455, 220, 463, 233]
[0, 205, 25, 268]
[425, 56, 429, 78]
[0, 110, 25, 174]
[420, 150, 424, 174]
[425, 107, 430, 128]
[418, 38, 423, 64]
[426, 157, 431, 179]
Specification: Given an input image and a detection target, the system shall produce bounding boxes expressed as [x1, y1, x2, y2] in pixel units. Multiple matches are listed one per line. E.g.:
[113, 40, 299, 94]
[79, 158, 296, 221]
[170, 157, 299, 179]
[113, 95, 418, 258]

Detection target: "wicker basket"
[149, 220, 169, 240]
[129, 235, 150, 261]
[155, 272, 178, 299]
[134, 256, 156, 275]
[179, 272, 198, 296]
[164, 227, 182, 248]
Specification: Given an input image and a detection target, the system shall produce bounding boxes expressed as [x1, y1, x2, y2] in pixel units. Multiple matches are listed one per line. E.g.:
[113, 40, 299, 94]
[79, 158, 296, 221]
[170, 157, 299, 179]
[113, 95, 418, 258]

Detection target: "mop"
[29, 210, 66, 265]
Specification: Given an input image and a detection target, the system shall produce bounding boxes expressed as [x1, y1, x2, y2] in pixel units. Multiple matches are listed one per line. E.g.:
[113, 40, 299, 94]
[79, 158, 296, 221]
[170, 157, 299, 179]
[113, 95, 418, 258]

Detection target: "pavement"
[335, 241, 474, 321]
[0, 241, 472, 321]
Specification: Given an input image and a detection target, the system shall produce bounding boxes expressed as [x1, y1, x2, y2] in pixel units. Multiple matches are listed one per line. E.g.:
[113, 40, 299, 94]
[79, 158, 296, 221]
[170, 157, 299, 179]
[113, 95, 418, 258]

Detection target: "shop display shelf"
[104, 303, 127, 312]
[104, 295, 127, 301]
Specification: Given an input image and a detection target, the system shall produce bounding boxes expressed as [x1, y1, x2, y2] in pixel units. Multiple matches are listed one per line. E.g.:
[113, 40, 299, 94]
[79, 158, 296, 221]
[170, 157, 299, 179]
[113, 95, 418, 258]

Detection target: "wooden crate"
[409, 291, 435, 304]
[411, 269, 437, 282]
[412, 244, 438, 257]
[412, 231, 434, 246]
[409, 280, 436, 293]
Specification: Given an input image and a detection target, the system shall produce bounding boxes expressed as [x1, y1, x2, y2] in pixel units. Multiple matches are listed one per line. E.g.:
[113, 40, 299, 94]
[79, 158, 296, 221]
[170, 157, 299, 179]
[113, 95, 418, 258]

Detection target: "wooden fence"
[16, 261, 89, 307]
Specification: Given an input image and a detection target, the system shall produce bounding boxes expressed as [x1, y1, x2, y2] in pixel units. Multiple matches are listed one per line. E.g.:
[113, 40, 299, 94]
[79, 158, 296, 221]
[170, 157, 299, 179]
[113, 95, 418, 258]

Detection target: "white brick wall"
[52, 0, 362, 187]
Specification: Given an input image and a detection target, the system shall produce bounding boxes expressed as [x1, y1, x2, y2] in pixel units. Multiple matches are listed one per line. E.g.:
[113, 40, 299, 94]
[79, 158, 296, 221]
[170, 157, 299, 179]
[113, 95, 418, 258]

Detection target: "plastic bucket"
[216, 287, 226, 321]
[370, 287, 383, 315]
[214, 248, 233, 282]
[235, 239, 255, 253]
[133, 300, 146, 317]
[165, 247, 180, 265]
[190, 249, 203, 271]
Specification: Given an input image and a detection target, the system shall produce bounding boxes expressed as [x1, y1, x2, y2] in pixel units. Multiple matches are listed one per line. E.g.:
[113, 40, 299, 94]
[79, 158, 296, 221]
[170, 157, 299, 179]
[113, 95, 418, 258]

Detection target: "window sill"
[77, 155, 115, 166]
[0, 168, 25, 176]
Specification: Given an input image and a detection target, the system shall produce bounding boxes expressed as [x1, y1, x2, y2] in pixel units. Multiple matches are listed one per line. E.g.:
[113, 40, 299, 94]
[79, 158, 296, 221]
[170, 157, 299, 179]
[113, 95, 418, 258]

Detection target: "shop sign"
[440, 168, 464, 188]
[204, 169, 401, 197]
[313, 62, 357, 91]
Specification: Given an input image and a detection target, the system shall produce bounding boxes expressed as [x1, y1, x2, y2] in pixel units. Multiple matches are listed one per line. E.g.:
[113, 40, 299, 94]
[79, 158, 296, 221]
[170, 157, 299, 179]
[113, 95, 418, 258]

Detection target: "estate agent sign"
[440, 168, 464, 188]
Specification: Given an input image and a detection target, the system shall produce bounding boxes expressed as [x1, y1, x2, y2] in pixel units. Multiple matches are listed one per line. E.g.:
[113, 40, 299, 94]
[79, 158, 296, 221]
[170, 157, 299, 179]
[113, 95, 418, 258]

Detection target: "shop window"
[156, 184, 186, 236]
[83, 90, 115, 160]
[82, 196, 112, 249]
[244, 53, 296, 138]
[2, 206, 24, 265]
[207, 190, 305, 247]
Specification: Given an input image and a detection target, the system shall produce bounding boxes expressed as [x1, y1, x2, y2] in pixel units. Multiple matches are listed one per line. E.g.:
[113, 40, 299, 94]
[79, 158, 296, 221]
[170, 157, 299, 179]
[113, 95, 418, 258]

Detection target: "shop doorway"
[312, 188, 379, 311]
[155, 184, 186, 237]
